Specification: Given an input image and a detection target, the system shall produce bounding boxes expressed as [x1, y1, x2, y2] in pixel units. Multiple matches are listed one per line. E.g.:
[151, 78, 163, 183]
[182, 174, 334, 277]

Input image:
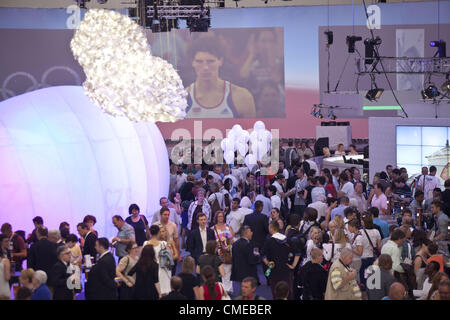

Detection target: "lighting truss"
[357, 57, 450, 75]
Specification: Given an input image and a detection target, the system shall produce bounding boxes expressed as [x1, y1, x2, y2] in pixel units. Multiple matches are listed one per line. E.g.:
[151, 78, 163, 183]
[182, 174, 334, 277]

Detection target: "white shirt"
[223, 174, 239, 189]
[417, 175, 441, 200]
[302, 239, 320, 266]
[334, 150, 346, 156]
[209, 171, 222, 183]
[226, 209, 246, 240]
[231, 168, 243, 184]
[282, 168, 289, 180]
[322, 243, 352, 263]
[308, 201, 328, 222]
[255, 194, 272, 217]
[306, 159, 318, 175]
[200, 227, 207, 253]
[349, 232, 363, 261]
[360, 229, 381, 258]
[351, 193, 368, 213]
[272, 181, 284, 197]
[311, 187, 326, 204]
[270, 195, 281, 210]
[341, 181, 355, 197]
[332, 176, 339, 192]
[176, 173, 187, 191]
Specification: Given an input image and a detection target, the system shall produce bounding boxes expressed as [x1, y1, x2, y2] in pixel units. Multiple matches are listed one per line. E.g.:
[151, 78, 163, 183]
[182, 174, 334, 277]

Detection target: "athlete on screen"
[185, 39, 256, 118]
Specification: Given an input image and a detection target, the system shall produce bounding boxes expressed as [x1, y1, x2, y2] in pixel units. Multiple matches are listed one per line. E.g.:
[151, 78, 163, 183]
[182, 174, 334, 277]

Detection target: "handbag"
[362, 228, 381, 258]
[214, 226, 232, 264]
[219, 282, 231, 300]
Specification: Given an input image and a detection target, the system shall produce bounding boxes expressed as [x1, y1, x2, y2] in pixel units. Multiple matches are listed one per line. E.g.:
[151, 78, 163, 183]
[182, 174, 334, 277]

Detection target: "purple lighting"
[0, 86, 169, 239]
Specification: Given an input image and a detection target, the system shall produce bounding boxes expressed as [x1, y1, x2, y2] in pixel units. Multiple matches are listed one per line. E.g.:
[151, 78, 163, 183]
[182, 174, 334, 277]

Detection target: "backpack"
[292, 222, 316, 258]
[285, 148, 296, 168]
[158, 242, 174, 270]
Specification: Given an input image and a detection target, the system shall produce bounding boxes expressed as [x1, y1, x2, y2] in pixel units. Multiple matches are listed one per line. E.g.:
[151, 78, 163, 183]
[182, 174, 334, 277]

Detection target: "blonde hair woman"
[302, 227, 323, 266]
[322, 147, 331, 158]
[323, 228, 352, 264]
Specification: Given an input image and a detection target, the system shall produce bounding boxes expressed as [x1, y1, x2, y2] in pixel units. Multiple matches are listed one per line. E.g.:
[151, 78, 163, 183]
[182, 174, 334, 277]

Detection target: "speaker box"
[337, 122, 350, 126]
[314, 137, 329, 156]
[321, 121, 337, 126]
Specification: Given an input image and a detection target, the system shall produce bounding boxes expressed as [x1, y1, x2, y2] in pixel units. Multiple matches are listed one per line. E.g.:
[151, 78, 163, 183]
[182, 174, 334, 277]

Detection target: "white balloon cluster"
[70, 9, 187, 122]
[221, 121, 272, 171]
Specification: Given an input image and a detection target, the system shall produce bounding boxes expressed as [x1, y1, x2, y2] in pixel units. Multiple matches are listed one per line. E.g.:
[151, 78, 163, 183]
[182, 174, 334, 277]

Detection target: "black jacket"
[243, 211, 269, 249]
[27, 238, 57, 276]
[85, 252, 117, 300]
[160, 291, 187, 300]
[230, 237, 259, 282]
[298, 261, 328, 300]
[48, 260, 74, 300]
[82, 232, 98, 263]
[186, 227, 215, 262]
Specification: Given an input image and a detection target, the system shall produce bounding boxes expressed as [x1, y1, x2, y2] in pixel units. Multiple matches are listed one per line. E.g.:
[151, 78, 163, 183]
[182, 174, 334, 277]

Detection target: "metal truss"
[357, 57, 450, 75]
[147, 5, 208, 19]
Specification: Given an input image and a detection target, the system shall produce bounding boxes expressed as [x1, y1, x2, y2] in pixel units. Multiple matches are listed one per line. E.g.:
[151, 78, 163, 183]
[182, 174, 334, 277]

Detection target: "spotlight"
[364, 37, 382, 64]
[430, 40, 446, 58]
[311, 105, 323, 118]
[346, 35, 362, 53]
[421, 84, 440, 99]
[442, 75, 450, 92]
[365, 88, 384, 101]
[328, 110, 337, 120]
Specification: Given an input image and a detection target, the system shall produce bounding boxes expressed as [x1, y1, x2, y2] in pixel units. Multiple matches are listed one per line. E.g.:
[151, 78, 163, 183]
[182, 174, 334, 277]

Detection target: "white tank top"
[186, 81, 236, 118]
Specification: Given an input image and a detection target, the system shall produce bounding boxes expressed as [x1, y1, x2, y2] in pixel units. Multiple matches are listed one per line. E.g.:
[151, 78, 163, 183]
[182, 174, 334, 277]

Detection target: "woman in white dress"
[143, 225, 173, 296]
[0, 235, 11, 299]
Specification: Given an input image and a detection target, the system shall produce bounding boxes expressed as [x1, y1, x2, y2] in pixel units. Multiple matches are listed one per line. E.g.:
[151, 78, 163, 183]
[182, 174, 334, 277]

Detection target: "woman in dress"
[212, 211, 233, 295]
[125, 204, 150, 247]
[128, 245, 161, 300]
[143, 225, 172, 297]
[198, 265, 229, 300]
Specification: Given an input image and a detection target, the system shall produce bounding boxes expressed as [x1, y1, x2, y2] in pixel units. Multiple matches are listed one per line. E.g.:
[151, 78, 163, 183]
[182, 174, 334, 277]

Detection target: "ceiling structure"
[0, 0, 440, 9]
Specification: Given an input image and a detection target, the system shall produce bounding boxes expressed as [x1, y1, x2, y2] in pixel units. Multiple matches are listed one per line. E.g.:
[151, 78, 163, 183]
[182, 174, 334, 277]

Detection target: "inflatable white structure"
[0, 86, 169, 238]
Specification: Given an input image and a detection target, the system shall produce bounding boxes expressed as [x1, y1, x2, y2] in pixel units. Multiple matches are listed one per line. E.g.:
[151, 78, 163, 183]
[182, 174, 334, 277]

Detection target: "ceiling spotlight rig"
[311, 104, 351, 120]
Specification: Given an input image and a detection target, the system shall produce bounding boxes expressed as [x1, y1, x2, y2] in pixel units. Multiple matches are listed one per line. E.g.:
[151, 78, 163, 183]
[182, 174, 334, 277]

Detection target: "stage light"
[430, 40, 446, 58]
[421, 84, 440, 99]
[365, 88, 384, 101]
[364, 37, 382, 64]
[441, 75, 450, 93]
[328, 110, 336, 120]
[324, 31, 333, 46]
[346, 35, 362, 53]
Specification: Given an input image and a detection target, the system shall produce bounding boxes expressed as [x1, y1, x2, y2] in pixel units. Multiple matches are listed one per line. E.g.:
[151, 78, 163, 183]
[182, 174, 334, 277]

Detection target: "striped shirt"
[330, 268, 362, 299]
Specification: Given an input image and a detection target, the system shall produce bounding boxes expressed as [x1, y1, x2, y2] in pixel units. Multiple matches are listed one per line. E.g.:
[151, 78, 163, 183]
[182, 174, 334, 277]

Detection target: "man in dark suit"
[85, 238, 117, 300]
[186, 213, 215, 264]
[48, 245, 74, 300]
[242, 201, 269, 251]
[27, 227, 57, 276]
[77, 222, 97, 263]
[231, 225, 260, 295]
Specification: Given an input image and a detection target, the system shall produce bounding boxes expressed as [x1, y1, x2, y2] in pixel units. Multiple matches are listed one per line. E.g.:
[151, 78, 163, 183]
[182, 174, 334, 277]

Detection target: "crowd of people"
[0, 141, 449, 301]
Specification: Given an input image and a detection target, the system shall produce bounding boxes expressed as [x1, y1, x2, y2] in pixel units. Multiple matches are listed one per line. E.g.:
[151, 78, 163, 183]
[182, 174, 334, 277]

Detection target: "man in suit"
[231, 225, 260, 295]
[186, 213, 215, 264]
[242, 201, 269, 251]
[48, 229, 65, 248]
[27, 227, 57, 276]
[77, 222, 97, 263]
[48, 245, 74, 300]
[85, 238, 117, 300]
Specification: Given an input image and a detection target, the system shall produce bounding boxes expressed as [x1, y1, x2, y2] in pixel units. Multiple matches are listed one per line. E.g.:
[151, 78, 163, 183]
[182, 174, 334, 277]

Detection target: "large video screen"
[147, 28, 285, 119]
[396, 126, 450, 185]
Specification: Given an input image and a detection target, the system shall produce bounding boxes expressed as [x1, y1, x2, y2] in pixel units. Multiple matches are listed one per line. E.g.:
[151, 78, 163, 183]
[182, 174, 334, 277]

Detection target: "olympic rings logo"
[0, 66, 82, 101]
